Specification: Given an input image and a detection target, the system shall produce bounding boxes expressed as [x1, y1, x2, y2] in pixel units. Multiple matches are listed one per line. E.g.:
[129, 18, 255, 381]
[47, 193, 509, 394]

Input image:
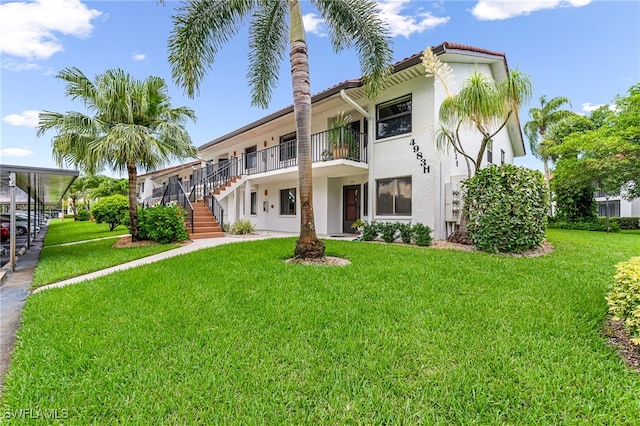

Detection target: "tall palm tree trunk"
[126, 161, 140, 241]
[289, 1, 324, 259]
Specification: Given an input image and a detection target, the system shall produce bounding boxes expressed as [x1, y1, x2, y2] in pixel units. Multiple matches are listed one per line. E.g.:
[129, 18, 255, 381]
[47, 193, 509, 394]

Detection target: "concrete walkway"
[32, 231, 295, 294]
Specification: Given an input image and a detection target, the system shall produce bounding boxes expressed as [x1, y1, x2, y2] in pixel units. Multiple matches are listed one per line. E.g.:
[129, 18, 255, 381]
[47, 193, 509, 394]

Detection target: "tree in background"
[91, 194, 129, 231]
[167, 0, 392, 259]
[550, 83, 640, 214]
[524, 95, 574, 182]
[37, 68, 198, 241]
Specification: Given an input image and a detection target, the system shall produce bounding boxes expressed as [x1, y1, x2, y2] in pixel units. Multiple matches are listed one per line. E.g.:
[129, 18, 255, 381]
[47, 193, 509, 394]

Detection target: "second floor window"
[245, 145, 257, 169]
[376, 95, 412, 139]
[280, 133, 297, 162]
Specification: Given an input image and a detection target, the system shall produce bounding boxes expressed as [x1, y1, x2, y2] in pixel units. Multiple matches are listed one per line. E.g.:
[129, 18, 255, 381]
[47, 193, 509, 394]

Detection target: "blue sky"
[1, 0, 638, 176]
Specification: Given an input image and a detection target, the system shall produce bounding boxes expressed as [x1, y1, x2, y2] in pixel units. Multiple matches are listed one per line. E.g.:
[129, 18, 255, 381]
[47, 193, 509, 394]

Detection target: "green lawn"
[44, 218, 129, 246]
[31, 237, 182, 288]
[2, 230, 640, 424]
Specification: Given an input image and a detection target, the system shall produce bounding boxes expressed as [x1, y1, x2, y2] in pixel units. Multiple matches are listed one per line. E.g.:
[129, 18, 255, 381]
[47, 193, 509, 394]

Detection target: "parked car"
[0, 213, 33, 236]
[1, 222, 9, 241]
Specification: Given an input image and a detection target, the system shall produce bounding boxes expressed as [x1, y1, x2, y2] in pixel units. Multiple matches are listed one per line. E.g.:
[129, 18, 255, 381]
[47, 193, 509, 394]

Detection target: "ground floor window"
[280, 188, 296, 215]
[250, 192, 257, 215]
[598, 200, 620, 217]
[376, 177, 411, 215]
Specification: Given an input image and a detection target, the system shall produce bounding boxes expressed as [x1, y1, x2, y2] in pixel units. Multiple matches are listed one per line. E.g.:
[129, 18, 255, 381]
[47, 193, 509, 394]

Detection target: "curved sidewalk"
[32, 232, 293, 294]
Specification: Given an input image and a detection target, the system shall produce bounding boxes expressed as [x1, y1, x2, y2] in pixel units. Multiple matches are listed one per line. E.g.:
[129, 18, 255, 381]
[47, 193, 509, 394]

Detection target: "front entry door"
[343, 185, 360, 233]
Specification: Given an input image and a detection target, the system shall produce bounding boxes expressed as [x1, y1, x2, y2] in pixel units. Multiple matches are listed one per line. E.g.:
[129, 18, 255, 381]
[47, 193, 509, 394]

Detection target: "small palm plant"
[328, 112, 356, 158]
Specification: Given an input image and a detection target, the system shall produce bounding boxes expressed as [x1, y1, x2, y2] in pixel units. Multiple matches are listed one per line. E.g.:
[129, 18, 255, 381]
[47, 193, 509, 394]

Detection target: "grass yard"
[31, 237, 182, 288]
[2, 230, 640, 423]
[44, 218, 129, 246]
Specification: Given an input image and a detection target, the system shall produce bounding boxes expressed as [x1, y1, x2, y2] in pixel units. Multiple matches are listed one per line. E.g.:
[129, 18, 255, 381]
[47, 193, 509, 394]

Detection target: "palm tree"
[423, 47, 533, 243]
[524, 95, 574, 183]
[37, 67, 198, 241]
[167, 0, 392, 259]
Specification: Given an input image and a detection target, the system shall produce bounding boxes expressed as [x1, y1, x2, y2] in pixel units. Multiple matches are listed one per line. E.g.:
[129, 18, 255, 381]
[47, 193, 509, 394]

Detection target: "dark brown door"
[343, 185, 360, 233]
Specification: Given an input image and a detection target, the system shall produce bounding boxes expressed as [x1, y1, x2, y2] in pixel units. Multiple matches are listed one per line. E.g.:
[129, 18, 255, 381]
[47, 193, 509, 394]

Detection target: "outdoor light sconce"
[264, 189, 268, 196]
[263, 141, 268, 147]
[233, 151, 236, 156]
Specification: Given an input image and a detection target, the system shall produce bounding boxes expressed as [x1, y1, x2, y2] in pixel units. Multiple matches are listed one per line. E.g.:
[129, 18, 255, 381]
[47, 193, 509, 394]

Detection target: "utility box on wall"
[444, 182, 462, 224]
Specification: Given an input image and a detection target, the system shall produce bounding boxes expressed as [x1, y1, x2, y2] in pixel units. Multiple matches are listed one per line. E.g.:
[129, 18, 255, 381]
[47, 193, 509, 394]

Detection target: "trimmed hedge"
[464, 164, 548, 253]
[607, 257, 640, 345]
[608, 217, 640, 230]
[547, 217, 621, 232]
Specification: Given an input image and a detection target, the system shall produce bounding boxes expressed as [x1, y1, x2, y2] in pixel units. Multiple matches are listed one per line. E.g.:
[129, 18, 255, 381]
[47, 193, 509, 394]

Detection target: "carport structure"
[0, 164, 78, 271]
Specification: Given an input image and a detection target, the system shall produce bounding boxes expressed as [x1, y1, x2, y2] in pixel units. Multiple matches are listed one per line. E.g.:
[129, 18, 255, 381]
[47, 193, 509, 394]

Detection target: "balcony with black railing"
[242, 127, 367, 175]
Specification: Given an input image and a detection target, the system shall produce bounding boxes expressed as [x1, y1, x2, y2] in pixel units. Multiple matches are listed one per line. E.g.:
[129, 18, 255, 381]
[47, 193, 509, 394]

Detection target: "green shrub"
[138, 204, 188, 243]
[607, 257, 640, 345]
[547, 218, 621, 232]
[76, 209, 90, 222]
[398, 223, 412, 244]
[91, 195, 128, 230]
[608, 217, 640, 230]
[412, 223, 433, 246]
[361, 221, 381, 241]
[230, 219, 255, 235]
[380, 222, 399, 243]
[464, 164, 548, 253]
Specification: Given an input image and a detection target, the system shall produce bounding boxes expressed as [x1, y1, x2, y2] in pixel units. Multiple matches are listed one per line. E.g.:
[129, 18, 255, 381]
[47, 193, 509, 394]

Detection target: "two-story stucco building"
[139, 42, 526, 240]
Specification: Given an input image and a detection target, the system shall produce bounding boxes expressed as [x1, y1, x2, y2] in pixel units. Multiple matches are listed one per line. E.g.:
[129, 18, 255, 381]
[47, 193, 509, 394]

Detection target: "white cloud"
[582, 102, 617, 113]
[0, 0, 102, 60]
[303, 1, 450, 39]
[0, 148, 35, 158]
[471, 0, 592, 21]
[378, 0, 450, 38]
[132, 52, 147, 61]
[303, 13, 326, 37]
[1, 59, 42, 72]
[3, 110, 41, 128]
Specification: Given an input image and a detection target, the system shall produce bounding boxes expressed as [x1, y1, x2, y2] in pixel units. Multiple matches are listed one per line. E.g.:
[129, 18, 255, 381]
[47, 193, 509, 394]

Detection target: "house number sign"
[410, 139, 430, 173]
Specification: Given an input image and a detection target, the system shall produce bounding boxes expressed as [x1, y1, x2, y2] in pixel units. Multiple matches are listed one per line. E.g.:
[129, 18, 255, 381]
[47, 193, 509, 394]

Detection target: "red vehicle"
[1, 222, 9, 241]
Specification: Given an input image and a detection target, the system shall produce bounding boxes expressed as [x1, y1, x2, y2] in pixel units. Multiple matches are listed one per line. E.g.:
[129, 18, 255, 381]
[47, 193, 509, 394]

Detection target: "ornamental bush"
[464, 164, 548, 253]
[230, 219, 255, 235]
[91, 195, 128, 230]
[138, 204, 188, 243]
[607, 257, 640, 345]
[76, 208, 90, 222]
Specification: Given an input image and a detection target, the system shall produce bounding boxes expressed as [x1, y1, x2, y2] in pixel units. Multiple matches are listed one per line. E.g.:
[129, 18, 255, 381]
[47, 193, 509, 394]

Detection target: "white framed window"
[376, 95, 412, 139]
[280, 188, 296, 215]
[500, 149, 505, 165]
[250, 192, 257, 215]
[376, 177, 412, 215]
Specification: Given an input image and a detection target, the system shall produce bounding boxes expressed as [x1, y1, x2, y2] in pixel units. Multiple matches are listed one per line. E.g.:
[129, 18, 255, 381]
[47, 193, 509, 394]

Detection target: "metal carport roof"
[1, 164, 79, 271]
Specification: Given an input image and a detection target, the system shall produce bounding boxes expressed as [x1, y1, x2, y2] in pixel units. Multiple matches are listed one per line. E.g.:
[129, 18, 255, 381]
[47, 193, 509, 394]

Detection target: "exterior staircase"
[188, 200, 225, 239]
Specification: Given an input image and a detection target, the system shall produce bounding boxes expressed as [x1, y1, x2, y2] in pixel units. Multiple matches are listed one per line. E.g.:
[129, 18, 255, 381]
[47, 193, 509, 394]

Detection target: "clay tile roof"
[440, 42, 506, 58]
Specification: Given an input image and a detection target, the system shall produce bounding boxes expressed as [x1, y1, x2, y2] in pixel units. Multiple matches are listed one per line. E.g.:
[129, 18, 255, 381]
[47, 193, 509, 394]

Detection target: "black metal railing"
[161, 176, 195, 233]
[241, 128, 367, 175]
[206, 195, 224, 230]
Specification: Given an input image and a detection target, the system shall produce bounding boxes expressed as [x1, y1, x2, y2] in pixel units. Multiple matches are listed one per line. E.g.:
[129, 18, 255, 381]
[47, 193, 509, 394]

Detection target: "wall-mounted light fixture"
[263, 141, 268, 147]
[264, 189, 268, 196]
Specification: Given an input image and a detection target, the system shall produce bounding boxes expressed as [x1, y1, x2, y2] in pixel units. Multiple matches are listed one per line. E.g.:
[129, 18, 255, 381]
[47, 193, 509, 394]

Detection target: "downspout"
[340, 90, 371, 120]
[340, 89, 374, 221]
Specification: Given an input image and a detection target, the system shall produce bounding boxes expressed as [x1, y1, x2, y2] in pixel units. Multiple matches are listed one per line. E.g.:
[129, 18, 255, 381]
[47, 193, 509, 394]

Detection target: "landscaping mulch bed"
[603, 318, 640, 373]
[113, 236, 191, 248]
